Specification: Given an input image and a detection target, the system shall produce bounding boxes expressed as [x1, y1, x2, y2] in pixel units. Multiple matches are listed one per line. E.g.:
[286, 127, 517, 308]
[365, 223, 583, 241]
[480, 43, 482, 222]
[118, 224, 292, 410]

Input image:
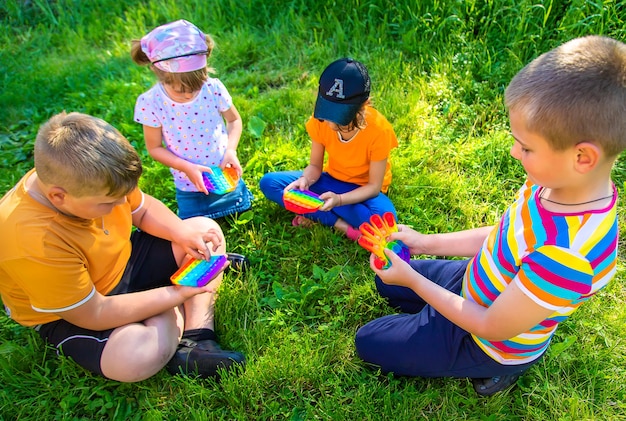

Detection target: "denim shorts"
[176, 179, 253, 220]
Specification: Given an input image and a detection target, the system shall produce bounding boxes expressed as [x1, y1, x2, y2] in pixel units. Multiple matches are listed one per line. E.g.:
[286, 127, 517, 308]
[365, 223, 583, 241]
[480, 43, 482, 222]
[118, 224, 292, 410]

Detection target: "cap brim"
[313, 94, 361, 126]
[154, 54, 207, 73]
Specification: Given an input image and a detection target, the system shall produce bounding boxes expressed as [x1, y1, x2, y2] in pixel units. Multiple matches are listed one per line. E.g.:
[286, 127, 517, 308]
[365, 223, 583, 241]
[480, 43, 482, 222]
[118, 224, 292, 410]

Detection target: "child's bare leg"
[172, 217, 225, 331]
[334, 218, 361, 241]
[292, 215, 314, 227]
[334, 218, 350, 235]
[100, 307, 183, 382]
[167, 216, 244, 378]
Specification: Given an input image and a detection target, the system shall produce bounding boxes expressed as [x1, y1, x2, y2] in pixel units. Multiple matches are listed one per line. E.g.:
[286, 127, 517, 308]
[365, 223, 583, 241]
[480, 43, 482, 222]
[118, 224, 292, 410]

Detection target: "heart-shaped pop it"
[202, 166, 239, 195]
[283, 189, 324, 214]
[170, 255, 229, 287]
[358, 212, 410, 269]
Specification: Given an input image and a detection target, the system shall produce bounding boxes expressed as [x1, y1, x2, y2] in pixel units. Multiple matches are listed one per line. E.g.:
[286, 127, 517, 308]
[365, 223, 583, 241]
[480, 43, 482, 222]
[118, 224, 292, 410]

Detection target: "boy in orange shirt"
[0, 112, 244, 382]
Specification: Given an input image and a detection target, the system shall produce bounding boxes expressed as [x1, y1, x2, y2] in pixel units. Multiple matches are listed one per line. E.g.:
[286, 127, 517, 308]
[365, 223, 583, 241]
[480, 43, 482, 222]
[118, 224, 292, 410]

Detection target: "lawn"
[1, 0, 625, 419]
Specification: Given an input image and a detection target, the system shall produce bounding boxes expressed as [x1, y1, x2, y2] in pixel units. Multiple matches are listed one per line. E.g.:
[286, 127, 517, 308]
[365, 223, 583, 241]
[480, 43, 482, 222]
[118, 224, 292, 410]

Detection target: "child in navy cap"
[260, 58, 399, 241]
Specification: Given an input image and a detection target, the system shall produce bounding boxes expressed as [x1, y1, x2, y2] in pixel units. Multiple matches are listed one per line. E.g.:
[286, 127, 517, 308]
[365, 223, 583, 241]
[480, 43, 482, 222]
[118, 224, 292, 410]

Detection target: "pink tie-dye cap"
[141, 19, 208, 73]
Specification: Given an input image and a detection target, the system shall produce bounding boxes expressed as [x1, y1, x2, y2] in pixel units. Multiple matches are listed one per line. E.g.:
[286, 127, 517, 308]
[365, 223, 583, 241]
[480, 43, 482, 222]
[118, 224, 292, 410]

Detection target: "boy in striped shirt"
[355, 35, 626, 396]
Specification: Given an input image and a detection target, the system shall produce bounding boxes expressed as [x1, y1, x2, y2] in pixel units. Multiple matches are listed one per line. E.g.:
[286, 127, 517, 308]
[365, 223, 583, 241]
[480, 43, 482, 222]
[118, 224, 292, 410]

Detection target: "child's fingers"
[195, 181, 209, 195]
[198, 165, 213, 174]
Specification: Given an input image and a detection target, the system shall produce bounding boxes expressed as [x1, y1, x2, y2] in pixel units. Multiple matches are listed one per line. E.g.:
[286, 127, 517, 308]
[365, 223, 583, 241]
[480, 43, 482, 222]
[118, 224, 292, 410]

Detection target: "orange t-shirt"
[0, 170, 144, 326]
[305, 106, 398, 193]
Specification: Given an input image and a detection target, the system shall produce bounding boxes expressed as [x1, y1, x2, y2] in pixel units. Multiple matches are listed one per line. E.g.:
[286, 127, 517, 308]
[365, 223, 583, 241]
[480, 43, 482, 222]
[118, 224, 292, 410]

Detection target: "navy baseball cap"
[313, 58, 371, 126]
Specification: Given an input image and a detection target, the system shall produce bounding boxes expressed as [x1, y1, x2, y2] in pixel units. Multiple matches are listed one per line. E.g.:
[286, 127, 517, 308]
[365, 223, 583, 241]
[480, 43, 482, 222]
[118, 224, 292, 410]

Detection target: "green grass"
[1, 0, 626, 419]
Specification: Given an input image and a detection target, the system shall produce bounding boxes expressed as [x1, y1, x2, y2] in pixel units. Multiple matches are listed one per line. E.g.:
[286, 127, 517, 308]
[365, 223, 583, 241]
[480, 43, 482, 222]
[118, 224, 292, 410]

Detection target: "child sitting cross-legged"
[0, 112, 245, 382]
[355, 35, 626, 397]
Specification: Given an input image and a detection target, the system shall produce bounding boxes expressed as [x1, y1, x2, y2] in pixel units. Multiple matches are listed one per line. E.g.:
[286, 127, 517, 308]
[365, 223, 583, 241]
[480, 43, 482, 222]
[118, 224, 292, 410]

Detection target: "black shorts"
[37, 230, 178, 376]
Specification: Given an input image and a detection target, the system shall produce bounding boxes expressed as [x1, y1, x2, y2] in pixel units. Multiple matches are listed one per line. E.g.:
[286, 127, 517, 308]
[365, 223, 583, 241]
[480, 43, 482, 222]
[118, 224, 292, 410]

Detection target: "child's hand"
[370, 248, 414, 288]
[389, 224, 428, 255]
[173, 278, 226, 296]
[284, 176, 309, 193]
[173, 225, 224, 261]
[318, 191, 341, 211]
[221, 149, 243, 176]
[183, 162, 211, 195]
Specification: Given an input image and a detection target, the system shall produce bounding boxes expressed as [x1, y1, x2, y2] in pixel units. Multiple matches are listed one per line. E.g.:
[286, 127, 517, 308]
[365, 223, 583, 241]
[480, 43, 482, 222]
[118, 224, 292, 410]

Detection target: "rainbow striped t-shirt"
[463, 180, 618, 364]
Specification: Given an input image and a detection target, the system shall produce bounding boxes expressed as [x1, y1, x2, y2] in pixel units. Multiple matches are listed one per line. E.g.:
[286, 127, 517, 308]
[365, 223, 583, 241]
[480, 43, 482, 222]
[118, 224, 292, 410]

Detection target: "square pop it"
[170, 255, 229, 287]
[358, 212, 410, 269]
[202, 166, 239, 194]
[283, 189, 324, 214]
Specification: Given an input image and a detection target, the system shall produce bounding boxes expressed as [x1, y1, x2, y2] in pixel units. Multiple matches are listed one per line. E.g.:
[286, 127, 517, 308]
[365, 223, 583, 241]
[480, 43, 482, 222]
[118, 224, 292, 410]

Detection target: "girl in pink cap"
[131, 20, 253, 224]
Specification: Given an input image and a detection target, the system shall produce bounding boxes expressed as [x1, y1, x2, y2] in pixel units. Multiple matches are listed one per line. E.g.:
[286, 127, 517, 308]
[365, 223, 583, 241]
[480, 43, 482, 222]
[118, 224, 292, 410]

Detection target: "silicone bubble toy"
[358, 212, 410, 269]
[170, 255, 229, 287]
[283, 189, 324, 214]
[202, 166, 239, 195]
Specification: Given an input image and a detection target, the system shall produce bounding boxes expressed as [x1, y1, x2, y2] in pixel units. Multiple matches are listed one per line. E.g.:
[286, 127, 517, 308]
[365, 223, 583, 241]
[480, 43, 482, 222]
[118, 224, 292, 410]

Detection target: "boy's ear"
[48, 186, 68, 206]
[574, 141, 600, 173]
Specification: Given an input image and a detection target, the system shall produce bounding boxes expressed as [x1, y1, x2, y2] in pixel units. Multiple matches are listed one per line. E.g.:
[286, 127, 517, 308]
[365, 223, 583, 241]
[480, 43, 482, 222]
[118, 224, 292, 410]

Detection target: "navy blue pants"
[355, 259, 540, 378]
[259, 170, 396, 228]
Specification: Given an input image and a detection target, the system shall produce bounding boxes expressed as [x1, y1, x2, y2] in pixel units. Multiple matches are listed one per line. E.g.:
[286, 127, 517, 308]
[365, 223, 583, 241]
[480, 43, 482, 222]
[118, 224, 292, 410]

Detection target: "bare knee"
[100, 324, 179, 382]
[185, 216, 224, 236]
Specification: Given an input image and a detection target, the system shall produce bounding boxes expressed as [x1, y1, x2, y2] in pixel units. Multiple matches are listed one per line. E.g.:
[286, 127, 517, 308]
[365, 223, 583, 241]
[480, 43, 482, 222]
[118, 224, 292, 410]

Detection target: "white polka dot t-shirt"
[134, 79, 232, 191]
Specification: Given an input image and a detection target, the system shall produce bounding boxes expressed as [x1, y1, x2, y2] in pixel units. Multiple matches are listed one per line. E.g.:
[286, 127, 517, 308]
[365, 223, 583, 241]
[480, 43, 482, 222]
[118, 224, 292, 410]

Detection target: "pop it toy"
[358, 212, 410, 269]
[283, 189, 324, 214]
[202, 166, 239, 194]
[170, 255, 229, 287]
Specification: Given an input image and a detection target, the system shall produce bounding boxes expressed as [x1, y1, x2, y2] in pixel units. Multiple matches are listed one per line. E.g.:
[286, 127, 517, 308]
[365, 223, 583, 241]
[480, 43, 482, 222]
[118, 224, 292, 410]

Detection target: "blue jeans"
[176, 179, 253, 220]
[355, 259, 540, 378]
[259, 170, 397, 229]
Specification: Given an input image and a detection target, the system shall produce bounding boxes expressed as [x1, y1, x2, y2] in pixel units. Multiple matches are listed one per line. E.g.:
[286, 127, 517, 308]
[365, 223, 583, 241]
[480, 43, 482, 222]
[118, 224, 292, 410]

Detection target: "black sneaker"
[166, 338, 245, 379]
[226, 253, 250, 273]
[472, 373, 521, 396]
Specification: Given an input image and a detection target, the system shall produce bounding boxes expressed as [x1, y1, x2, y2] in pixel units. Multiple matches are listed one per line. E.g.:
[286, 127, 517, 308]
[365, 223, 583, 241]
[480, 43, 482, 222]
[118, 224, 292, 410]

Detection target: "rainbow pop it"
[170, 255, 229, 287]
[202, 166, 239, 194]
[358, 212, 410, 269]
[283, 189, 324, 214]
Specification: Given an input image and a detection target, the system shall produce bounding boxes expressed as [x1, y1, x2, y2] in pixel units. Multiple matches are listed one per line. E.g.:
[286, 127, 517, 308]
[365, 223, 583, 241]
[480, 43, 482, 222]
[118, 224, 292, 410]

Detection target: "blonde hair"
[505, 35, 626, 157]
[34, 112, 142, 197]
[131, 34, 216, 93]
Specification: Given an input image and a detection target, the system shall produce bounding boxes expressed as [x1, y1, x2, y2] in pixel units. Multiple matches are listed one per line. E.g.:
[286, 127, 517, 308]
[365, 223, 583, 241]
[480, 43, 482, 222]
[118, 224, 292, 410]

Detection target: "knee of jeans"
[259, 174, 275, 195]
[259, 175, 284, 203]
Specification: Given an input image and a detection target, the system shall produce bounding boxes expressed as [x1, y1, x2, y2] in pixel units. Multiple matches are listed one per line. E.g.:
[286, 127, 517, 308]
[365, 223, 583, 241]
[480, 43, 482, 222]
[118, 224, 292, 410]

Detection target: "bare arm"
[391, 225, 495, 258]
[284, 141, 325, 191]
[320, 158, 387, 210]
[55, 284, 214, 331]
[132, 193, 222, 261]
[220, 105, 244, 175]
[373, 250, 555, 340]
[143, 125, 211, 194]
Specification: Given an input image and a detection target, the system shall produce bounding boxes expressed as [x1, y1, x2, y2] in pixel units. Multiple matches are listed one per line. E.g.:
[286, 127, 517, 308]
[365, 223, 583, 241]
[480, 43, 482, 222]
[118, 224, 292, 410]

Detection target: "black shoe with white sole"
[166, 338, 245, 379]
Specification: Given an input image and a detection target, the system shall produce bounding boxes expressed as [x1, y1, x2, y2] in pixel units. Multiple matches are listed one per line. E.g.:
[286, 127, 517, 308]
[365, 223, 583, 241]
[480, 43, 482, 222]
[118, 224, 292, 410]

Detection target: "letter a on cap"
[326, 79, 345, 99]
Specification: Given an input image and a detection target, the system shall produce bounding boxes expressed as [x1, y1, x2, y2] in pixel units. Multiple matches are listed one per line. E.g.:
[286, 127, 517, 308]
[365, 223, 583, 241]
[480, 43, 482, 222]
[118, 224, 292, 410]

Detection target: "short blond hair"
[505, 35, 626, 157]
[34, 112, 142, 197]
